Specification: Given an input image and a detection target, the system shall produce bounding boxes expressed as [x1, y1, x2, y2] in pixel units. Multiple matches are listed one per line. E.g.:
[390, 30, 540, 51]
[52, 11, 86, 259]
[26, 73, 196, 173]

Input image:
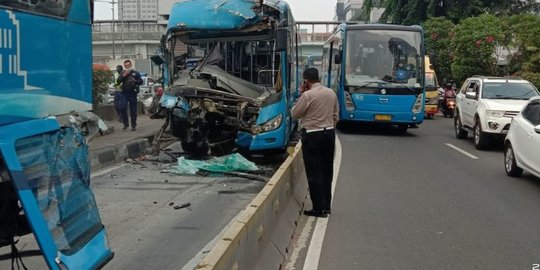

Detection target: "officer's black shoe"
[303, 209, 328, 218]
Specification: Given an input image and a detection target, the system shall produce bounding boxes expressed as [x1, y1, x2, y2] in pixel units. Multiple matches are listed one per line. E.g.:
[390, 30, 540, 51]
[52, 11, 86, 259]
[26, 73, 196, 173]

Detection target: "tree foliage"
[451, 14, 503, 82]
[424, 17, 455, 84]
[377, 0, 540, 24]
[92, 64, 113, 109]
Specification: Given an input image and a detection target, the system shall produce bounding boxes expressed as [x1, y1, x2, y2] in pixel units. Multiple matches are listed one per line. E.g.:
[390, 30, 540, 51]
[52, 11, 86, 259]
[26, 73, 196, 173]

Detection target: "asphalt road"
[0, 143, 283, 270]
[316, 117, 540, 270]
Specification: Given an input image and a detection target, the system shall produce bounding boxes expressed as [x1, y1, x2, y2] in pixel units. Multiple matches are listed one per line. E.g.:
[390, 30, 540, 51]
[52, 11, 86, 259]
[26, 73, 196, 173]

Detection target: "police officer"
[116, 59, 143, 131]
[292, 68, 339, 218]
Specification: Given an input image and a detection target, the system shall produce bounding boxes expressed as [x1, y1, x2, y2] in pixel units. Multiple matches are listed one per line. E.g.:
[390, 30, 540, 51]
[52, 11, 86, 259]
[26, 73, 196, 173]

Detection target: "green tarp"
[165, 153, 258, 175]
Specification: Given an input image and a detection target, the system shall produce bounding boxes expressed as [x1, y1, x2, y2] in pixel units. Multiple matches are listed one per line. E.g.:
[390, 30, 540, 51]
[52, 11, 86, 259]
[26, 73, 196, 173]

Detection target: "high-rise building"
[334, 0, 346, 21]
[344, 0, 363, 21]
[119, 0, 157, 21]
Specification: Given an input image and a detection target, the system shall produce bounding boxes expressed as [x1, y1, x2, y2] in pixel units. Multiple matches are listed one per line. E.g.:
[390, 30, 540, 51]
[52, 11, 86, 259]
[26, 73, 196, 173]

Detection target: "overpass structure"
[297, 21, 359, 60]
[92, 20, 163, 76]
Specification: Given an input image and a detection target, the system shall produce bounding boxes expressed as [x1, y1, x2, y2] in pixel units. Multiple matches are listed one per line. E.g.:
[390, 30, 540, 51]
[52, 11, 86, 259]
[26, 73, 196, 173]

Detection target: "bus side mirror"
[276, 29, 288, 52]
[334, 53, 342, 65]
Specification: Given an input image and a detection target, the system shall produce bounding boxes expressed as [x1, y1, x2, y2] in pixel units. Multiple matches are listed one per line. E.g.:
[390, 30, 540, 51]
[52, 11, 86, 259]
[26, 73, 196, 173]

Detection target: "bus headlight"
[344, 92, 356, 111]
[252, 114, 283, 134]
[160, 94, 177, 109]
[412, 94, 423, 113]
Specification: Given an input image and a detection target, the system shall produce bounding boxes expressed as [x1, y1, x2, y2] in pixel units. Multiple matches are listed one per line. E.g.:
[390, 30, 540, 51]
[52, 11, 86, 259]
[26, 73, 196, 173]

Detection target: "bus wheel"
[396, 125, 408, 134]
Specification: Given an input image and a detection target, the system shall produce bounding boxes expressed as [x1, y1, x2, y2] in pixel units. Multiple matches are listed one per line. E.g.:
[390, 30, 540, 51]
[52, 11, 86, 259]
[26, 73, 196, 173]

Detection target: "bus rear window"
[0, 0, 72, 18]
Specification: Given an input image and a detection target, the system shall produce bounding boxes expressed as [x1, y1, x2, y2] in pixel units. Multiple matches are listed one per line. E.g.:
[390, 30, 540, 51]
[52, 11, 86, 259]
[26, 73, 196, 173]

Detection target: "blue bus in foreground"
[322, 24, 426, 132]
[152, 0, 301, 157]
[0, 1, 113, 269]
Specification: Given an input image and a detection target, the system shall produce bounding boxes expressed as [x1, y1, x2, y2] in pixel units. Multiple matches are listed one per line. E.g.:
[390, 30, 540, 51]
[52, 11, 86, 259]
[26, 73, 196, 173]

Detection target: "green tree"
[380, 0, 408, 24]
[424, 17, 456, 84]
[92, 64, 113, 109]
[451, 14, 504, 83]
[500, 14, 540, 75]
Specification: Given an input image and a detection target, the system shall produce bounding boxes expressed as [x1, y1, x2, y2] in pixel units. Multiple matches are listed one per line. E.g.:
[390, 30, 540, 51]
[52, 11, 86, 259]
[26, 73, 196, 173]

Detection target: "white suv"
[454, 76, 539, 149]
[504, 96, 540, 178]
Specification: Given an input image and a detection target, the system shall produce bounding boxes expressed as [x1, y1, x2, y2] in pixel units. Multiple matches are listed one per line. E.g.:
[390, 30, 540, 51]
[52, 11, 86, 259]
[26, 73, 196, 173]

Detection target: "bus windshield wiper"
[387, 83, 417, 94]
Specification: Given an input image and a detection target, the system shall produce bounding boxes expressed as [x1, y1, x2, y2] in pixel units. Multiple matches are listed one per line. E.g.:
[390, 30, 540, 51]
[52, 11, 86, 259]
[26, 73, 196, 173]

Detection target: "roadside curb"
[89, 133, 155, 171]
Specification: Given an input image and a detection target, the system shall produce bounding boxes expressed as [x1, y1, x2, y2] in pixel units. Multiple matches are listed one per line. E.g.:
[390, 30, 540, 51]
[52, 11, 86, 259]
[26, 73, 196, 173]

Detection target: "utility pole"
[95, 0, 118, 59]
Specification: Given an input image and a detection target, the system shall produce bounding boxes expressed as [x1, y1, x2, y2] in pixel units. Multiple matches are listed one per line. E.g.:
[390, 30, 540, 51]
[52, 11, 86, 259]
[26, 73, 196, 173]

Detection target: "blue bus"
[322, 24, 425, 132]
[0, 1, 113, 269]
[153, 0, 301, 156]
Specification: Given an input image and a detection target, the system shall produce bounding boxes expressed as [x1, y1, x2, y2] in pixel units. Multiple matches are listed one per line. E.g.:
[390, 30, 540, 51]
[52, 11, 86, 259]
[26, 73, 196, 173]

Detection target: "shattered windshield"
[345, 29, 423, 88]
[173, 40, 282, 98]
[15, 127, 104, 255]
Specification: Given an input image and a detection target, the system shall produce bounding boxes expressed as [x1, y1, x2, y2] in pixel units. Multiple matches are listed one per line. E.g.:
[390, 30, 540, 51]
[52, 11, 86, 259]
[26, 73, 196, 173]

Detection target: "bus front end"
[340, 25, 425, 130]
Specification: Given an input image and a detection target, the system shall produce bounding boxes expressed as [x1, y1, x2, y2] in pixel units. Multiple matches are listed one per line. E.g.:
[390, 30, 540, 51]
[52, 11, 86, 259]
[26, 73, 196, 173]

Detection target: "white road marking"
[302, 136, 342, 270]
[283, 215, 316, 270]
[445, 143, 479, 160]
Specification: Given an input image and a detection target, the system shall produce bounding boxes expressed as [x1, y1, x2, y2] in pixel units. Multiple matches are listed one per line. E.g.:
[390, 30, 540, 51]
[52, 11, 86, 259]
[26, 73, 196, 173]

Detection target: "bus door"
[0, 119, 113, 270]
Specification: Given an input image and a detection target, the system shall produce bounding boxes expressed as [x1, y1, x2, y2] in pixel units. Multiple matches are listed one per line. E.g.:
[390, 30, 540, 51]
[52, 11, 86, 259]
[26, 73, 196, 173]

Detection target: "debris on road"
[163, 153, 258, 175]
[173, 203, 191, 210]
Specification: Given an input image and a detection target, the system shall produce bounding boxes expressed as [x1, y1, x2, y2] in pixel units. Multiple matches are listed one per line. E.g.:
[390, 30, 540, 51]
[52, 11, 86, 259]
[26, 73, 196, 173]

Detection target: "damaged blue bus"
[152, 0, 301, 157]
[0, 1, 113, 269]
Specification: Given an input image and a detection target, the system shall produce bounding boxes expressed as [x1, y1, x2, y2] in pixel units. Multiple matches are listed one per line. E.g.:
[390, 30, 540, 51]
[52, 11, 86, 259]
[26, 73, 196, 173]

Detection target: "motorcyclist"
[441, 83, 456, 113]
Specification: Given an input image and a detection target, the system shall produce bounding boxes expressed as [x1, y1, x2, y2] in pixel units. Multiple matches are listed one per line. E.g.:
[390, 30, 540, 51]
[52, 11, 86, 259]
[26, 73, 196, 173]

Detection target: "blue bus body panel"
[249, 53, 290, 151]
[0, 9, 92, 127]
[168, 0, 258, 30]
[0, 119, 113, 270]
[167, 0, 287, 32]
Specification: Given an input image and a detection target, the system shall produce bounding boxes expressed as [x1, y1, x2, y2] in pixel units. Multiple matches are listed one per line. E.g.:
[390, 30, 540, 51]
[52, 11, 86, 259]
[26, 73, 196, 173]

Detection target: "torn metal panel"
[199, 65, 267, 99]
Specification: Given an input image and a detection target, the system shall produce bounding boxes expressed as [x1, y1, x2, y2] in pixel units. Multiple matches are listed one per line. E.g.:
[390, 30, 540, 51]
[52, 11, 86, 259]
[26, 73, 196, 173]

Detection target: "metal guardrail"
[92, 32, 162, 41]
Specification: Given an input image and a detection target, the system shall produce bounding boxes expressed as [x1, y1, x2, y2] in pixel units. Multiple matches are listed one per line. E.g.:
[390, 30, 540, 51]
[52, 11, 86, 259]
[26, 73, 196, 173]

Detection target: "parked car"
[504, 96, 540, 178]
[454, 76, 539, 149]
[103, 75, 156, 104]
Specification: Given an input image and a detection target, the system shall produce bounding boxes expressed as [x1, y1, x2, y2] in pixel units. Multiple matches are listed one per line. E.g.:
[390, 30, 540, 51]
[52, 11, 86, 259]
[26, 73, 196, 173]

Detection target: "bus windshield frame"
[345, 29, 424, 89]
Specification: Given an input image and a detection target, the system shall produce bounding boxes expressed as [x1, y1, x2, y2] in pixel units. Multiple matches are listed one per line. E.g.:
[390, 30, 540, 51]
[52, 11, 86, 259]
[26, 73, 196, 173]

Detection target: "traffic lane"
[92, 159, 266, 270]
[319, 118, 540, 270]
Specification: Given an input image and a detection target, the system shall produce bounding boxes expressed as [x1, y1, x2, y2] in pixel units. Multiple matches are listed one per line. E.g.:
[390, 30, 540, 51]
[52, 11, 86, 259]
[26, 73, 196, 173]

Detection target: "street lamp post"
[95, 0, 118, 59]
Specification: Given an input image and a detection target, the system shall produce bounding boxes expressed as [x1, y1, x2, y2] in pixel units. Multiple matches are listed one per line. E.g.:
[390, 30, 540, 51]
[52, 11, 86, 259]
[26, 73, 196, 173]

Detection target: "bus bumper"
[341, 110, 424, 124]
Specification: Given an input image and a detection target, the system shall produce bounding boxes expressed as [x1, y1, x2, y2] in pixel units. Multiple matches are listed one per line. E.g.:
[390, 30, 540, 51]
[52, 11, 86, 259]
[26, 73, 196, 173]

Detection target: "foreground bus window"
[0, 1, 113, 269]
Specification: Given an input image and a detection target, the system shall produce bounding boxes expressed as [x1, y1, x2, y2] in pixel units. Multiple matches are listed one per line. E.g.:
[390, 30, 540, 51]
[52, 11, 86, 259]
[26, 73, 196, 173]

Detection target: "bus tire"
[396, 125, 408, 134]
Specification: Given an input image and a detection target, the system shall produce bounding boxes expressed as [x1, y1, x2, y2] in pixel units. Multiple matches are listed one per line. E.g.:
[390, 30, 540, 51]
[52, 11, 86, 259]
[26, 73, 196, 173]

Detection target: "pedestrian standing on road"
[116, 59, 143, 131]
[113, 65, 124, 122]
[292, 67, 339, 218]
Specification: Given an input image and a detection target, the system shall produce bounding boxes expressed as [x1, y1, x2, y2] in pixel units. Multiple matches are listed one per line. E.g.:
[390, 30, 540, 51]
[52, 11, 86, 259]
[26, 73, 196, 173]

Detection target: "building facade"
[119, 0, 157, 21]
[344, 0, 363, 21]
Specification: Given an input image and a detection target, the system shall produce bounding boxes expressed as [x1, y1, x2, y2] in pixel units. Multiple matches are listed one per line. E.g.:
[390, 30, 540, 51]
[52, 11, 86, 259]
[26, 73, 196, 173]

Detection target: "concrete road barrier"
[197, 143, 308, 270]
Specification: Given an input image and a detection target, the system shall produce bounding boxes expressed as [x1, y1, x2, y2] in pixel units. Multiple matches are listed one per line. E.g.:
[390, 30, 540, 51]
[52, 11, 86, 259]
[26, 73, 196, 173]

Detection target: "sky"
[93, 0, 336, 21]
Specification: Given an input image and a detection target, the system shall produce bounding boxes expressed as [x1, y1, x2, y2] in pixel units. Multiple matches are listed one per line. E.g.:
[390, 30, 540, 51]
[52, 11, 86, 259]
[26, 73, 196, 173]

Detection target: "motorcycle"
[442, 96, 456, 117]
